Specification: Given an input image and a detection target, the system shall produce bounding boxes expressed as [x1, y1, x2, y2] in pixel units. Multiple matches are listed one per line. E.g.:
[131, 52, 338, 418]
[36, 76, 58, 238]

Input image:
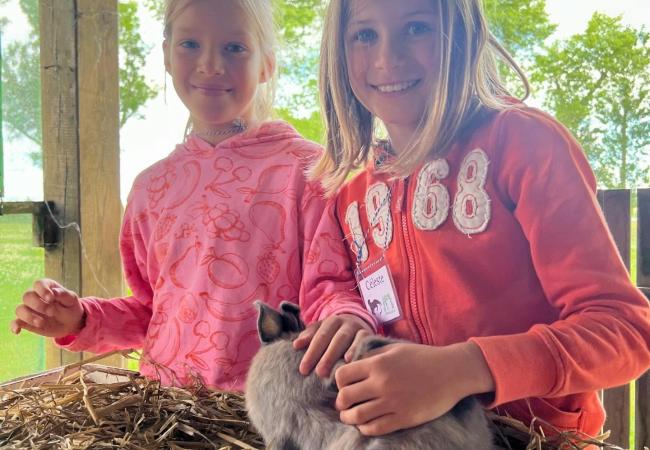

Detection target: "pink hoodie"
[57, 121, 375, 391]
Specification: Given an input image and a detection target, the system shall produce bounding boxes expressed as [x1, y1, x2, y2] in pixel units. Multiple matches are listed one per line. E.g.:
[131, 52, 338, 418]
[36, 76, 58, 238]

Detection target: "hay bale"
[0, 364, 263, 449]
[0, 357, 629, 450]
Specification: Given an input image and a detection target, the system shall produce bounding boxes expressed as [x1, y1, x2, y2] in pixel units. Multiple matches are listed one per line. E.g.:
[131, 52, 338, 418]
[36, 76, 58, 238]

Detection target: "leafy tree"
[1, 0, 157, 166]
[118, 1, 157, 127]
[483, 0, 556, 97]
[533, 13, 650, 188]
[273, 0, 325, 142]
[2, 0, 41, 164]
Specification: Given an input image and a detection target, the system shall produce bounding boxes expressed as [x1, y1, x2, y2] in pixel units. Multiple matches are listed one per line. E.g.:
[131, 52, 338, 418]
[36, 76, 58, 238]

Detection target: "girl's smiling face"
[164, 0, 271, 133]
[345, 0, 441, 152]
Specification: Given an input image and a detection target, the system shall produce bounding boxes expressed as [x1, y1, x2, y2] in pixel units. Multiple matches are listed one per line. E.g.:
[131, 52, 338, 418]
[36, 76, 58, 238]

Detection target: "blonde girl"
[13, 0, 376, 390]
[308, 0, 650, 440]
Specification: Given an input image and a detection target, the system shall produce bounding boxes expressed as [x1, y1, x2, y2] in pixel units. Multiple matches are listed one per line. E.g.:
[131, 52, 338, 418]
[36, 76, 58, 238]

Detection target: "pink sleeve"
[55, 200, 154, 353]
[297, 181, 378, 331]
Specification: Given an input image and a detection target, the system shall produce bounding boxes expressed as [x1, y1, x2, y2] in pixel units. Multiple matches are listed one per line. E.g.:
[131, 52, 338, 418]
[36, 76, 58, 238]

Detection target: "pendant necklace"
[193, 119, 247, 139]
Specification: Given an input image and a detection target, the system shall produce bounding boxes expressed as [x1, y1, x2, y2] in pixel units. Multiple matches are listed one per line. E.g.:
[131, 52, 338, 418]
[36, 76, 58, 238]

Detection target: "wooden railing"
[597, 188, 649, 450]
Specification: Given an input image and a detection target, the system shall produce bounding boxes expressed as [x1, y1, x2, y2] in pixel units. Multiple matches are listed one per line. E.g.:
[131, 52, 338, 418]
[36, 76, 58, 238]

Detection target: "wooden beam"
[40, 0, 83, 368]
[77, 0, 123, 367]
[596, 189, 632, 447]
[40, 0, 123, 369]
[637, 189, 650, 288]
[1, 201, 43, 215]
[637, 189, 650, 450]
[636, 371, 650, 450]
[597, 189, 631, 271]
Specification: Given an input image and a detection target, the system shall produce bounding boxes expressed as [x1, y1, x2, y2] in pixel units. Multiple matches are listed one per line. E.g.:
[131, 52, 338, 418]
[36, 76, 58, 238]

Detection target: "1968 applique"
[345, 149, 491, 253]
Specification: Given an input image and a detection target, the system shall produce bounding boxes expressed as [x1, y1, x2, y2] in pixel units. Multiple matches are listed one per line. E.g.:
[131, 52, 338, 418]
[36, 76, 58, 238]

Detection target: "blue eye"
[180, 40, 199, 49]
[406, 22, 432, 36]
[354, 29, 377, 43]
[225, 43, 247, 53]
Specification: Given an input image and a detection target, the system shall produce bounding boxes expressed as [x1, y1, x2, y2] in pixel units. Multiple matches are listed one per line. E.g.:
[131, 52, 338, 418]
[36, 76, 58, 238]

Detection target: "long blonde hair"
[163, 0, 277, 124]
[312, 0, 529, 195]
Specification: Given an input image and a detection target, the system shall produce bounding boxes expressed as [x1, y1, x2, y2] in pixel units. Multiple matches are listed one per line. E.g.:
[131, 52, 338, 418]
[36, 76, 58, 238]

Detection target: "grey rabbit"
[246, 301, 494, 450]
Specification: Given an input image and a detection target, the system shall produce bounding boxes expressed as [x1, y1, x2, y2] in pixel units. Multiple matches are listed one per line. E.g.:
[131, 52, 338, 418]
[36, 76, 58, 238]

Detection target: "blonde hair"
[312, 0, 529, 195]
[163, 0, 277, 123]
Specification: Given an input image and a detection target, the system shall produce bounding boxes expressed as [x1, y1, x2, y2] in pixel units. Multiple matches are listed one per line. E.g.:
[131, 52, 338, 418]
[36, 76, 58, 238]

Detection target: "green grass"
[0, 214, 45, 383]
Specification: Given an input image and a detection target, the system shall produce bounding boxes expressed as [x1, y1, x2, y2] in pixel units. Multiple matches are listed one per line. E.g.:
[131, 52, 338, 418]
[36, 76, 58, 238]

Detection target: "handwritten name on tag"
[358, 265, 401, 324]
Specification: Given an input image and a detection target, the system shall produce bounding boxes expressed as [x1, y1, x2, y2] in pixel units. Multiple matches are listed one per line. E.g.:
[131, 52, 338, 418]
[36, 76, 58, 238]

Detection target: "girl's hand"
[11, 278, 85, 338]
[334, 342, 494, 436]
[293, 313, 373, 377]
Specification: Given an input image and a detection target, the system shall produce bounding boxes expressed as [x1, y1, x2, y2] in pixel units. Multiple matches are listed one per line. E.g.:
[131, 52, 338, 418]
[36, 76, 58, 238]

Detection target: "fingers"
[22, 290, 54, 317]
[31, 278, 59, 303]
[14, 303, 49, 333]
[13, 279, 80, 338]
[334, 358, 369, 392]
[314, 325, 358, 377]
[10, 319, 23, 335]
[293, 321, 319, 351]
[298, 319, 340, 375]
[336, 378, 404, 435]
[357, 412, 402, 436]
[339, 397, 387, 426]
[49, 286, 79, 307]
[10, 318, 41, 336]
[344, 328, 372, 362]
[31, 279, 78, 307]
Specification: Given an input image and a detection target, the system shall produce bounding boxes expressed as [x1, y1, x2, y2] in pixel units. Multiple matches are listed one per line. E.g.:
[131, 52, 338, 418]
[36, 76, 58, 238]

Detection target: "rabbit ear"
[255, 301, 284, 343]
[279, 302, 305, 333]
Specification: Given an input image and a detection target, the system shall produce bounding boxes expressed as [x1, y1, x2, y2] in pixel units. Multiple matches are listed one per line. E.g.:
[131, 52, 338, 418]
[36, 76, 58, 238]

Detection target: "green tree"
[2, 0, 41, 164]
[274, 0, 325, 142]
[483, 0, 556, 97]
[533, 13, 650, 188]
[1, 0, 157, 166]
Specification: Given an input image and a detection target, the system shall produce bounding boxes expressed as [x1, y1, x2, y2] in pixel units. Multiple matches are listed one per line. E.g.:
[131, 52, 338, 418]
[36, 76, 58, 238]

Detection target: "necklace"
[373, 139, 395, 167]
[193, 119, 246, 138]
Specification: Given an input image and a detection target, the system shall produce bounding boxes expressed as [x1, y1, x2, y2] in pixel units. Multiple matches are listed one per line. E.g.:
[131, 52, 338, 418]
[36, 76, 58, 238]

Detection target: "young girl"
[11, 0, 376, 391]
[304, 0, 650, 441]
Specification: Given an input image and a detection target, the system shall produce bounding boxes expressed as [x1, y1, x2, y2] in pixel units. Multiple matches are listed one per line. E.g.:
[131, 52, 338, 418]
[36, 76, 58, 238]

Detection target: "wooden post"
[638, 189, 650, 290]
[40, 0, 123, 368]
[597, 189, 631, 271]
[636, 188, 650, 450]
[596, 189, 631, 448]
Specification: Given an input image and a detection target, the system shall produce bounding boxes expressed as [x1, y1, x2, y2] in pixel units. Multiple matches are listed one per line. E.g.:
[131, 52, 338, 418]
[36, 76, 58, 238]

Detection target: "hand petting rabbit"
[246, 301, 494, 450]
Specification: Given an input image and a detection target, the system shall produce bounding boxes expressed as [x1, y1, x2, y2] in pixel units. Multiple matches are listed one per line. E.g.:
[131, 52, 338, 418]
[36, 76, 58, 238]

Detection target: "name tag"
[358, 264, 401, 324]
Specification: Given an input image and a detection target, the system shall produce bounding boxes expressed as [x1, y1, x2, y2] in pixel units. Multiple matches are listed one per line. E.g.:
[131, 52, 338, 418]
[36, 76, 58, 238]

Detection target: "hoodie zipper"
[398, 178, 429, 345]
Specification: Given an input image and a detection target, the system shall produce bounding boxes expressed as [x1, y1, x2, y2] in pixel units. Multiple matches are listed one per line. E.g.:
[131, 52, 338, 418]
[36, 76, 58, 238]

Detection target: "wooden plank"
[596, 190, 631, 446]
[77, 0, 123, 368]
[601, 384, 630, 448]
[1, 201, 43, 215]
[40, 0, 83, 368]
[637, 190, 650, 450]
[596, 189, 631, 270]
[636, 371, 650, 450]
[40, 0, 123, 369]
[638, 189, 650, 288]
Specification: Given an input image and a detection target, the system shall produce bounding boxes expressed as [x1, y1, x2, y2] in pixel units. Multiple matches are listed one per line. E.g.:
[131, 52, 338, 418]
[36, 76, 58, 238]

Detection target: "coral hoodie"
[57, 120, 375, 391]
[335, 106, 650, 438]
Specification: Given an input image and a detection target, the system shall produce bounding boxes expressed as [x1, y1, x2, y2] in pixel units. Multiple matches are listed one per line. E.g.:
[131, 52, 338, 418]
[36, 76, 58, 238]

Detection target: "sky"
[1, 0, 649, 202]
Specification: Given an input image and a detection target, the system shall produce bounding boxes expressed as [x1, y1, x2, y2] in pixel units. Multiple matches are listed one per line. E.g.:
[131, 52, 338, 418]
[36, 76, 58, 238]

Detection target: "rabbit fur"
[245, 301, 494, 450]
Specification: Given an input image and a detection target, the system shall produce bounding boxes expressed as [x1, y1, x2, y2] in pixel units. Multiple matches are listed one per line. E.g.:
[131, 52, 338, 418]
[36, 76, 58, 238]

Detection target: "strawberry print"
[257, 251, 280, 283]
